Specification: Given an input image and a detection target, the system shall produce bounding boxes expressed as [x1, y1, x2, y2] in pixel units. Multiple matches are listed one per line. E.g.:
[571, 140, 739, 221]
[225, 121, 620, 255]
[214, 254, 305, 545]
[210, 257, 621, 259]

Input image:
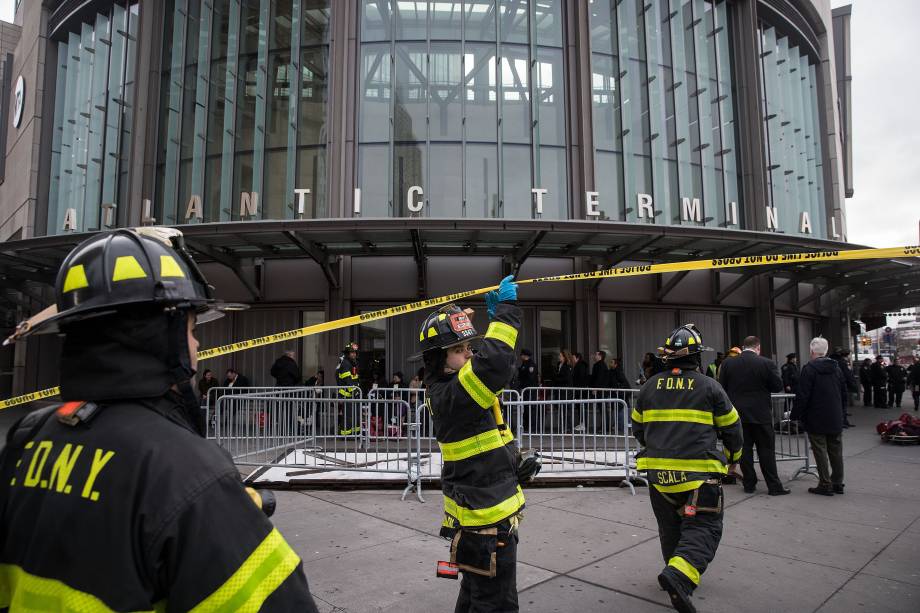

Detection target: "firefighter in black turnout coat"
[420, 275, 538, 612]
[0, 228, 317, 612]
[633, 324, 744, 613]
[336, 342, 361, 434]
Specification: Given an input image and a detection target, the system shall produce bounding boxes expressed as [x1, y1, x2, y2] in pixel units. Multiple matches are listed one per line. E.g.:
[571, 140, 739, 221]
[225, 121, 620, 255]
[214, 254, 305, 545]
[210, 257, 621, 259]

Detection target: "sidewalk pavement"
[269, 402, 920, 612]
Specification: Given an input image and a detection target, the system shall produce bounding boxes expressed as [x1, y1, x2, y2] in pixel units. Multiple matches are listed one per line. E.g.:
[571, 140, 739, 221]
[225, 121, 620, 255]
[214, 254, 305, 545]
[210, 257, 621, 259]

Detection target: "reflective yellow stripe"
[668, 556, 700, 585]
[111, 255, 147, 282]
[458, 361, 495, 409]
[159, 255, 186, 278]
[653, 480, 705, 493]
[714, 407, 740, 427]
[439, 429, 506, 462]
[0, 563, 164, 612]
[190, 528, 300, 612]
[485, 321, 518, 349]
[636, 457, 727, 474]
[443, 486, 525, 527]
[631, 408, 643, 423]
[337, 371, 352, 379]
[640, 410, 713, 425]
[62, 265, 89, 293]
[727, 448, 743, 463]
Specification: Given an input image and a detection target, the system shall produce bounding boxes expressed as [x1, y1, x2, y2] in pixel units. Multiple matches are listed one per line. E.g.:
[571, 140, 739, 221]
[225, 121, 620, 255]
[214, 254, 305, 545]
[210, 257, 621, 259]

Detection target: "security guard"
[420, 275, 536, 612]
[336, 342, 361, 435]
[632, 324, 744, 613]
[0, 228, 318, 611]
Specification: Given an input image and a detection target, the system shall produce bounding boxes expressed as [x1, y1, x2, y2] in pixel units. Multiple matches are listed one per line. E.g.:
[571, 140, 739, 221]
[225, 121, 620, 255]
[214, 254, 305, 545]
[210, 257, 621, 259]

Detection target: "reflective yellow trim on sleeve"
[727, 448, 743, 463]
[630, 408, 643, 423]
[485, 321, 518, 349]
[111, 255, 148, 282]
[159, 255, 186, 278]
[458, 361, 495, 409]
[714, 407, 740, 427]
[337, 371, 352, 380]
[653, 480, 705, 493]
[668, 556, 700, 585]
[0, 563, 164, 612]
[189, 528, 300, 612]
[640, 409, 713, 425]
[62, 265, 89, 293]
[443, 486, 525, 527]
[636, 457, 727, 474]
[439, 429, 506, 462]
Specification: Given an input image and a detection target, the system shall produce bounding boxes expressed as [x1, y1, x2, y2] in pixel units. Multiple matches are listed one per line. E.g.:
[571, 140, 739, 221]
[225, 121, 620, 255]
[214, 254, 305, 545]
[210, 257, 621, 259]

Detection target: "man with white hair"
[791, 337, 848, 496]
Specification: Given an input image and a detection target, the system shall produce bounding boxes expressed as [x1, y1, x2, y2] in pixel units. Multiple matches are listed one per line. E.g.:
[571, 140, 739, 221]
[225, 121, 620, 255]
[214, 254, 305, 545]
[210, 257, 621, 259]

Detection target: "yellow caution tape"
[2, 245, 918, 410]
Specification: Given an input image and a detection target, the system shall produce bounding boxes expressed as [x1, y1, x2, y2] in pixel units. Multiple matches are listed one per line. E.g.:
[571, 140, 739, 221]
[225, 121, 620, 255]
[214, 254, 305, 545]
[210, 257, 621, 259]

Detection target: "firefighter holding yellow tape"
[632, 324, 744, 613]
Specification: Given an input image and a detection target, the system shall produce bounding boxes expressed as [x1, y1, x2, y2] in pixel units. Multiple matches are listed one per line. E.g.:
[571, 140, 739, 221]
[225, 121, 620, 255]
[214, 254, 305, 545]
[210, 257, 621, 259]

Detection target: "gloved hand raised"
[485, 275, 518, 319]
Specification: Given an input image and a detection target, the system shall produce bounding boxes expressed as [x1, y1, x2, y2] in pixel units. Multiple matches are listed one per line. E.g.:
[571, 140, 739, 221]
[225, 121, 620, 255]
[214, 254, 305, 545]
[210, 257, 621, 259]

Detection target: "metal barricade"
[770, 393, 816, 480]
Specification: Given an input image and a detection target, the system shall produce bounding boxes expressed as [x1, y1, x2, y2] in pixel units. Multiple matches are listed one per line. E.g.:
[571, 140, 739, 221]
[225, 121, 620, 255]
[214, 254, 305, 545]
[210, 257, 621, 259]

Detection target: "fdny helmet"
[417, 304, 480, 354]
[662, 324, 708, 361]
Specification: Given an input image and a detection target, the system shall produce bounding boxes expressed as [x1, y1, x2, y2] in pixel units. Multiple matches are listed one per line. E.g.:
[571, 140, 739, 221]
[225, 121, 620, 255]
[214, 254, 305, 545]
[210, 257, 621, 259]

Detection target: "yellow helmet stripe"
[62, 265, 89, 293]
[159, 255, 186, 278]
[112, 256, 148, 282]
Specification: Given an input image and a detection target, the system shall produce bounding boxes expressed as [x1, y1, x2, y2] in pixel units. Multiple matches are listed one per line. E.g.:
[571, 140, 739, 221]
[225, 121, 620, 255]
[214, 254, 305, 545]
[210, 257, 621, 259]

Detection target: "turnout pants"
[807, 433, 844, 488]
[454, 524, 519, 613]
[650, 484, 724, 593]
[740, 422, 785, 493]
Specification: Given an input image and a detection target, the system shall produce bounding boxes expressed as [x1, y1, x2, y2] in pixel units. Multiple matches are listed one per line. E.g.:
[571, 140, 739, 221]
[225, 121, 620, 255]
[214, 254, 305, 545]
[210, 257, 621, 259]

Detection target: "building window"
[589, 0, 741, 227]
[155, 0, 331, 225]
[759, 23, 826, 237]
[357, 0, 568, 219]
[47, 2, 140, 235]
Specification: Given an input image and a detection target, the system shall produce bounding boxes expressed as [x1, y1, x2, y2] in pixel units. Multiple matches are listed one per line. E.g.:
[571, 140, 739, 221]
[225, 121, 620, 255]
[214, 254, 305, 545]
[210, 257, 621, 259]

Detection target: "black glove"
[517, 450, 542, 483]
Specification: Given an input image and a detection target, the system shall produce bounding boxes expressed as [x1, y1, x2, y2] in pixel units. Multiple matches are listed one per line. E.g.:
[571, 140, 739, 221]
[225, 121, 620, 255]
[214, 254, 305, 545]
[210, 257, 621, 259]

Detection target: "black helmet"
[343, 342, 358, 354]
[418, 304, 480, 354]
[662, 324, 706, 361]
[7, 227, 239, 341]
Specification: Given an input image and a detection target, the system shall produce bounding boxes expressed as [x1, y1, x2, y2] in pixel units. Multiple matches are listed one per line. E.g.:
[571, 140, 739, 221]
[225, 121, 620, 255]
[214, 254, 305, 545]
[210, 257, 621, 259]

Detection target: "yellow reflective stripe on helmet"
[111, 255, 148, 282]
[190, 528, 300, 612]
[640, 409, 713, 425]
[630, 408, 643, 423]
[636, 457, 727, 474]
[458, 361, 495, 409]
[485, 321, 518, 349]
[653, 479, 705, 493]
[668, 556, 700, 585]
[439, 429, 505, 462]
[427, 327, 438, 338]
[159, 255, 186, 278]
[62, 265, 89, 293]
[714, 407, 740, 428]
[0, 563, 163, 612]
[443, 486, 525, 527]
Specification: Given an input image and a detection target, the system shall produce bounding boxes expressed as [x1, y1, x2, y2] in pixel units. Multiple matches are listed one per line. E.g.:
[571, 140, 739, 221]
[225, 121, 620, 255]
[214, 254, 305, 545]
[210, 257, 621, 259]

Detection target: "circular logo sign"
[13, 75, 24, 128]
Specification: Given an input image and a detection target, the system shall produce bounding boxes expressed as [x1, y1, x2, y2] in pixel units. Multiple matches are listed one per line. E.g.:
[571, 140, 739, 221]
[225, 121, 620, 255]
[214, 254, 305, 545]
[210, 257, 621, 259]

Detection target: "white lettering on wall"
[727, 201, 738, 226]
[766, 206, 779, 230]
[354, 188, 362, 215]
[799, 211, 812, 234]
[240, 191, 259, 218]
[101, 203, 116, 227]
[294, 188, 311, 218]
[586, 192, 600, 217]
[407, 186, 424, 213]
[531, 188, 547, 215]
[142, 199, 156, 225]
[62, 208, 77, 231]
[637, 193, 654, 219]
[681, 197, 702, 222]
[185, 195, 203, 221]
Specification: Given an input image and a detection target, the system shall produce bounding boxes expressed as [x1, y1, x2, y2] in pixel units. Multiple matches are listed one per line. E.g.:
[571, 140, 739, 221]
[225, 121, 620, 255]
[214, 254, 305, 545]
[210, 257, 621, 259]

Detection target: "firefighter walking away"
[632, 324, 744, 613]
[0, 228, 318, 611]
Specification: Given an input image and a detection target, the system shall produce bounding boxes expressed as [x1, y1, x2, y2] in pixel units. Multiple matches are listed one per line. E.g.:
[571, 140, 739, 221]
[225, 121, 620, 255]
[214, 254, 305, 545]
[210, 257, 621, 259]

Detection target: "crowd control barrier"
[769, 392, 817, 480]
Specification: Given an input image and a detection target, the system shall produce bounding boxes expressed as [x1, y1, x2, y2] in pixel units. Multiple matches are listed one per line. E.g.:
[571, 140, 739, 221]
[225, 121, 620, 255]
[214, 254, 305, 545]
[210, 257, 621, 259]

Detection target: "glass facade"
[154, 0, 332, 224]
[759, 23, 826, 236]
[357, 0, 568, 219]
[48, 2, 139, 233]
[590, 0, 740, 226]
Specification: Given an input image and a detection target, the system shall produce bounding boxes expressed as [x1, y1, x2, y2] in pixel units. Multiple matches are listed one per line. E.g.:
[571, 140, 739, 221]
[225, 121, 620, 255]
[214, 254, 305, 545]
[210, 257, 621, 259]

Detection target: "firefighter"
[632, 324, 744, 613]
[420, 275, 537, 612]
[336, 341, 361, 435]
[0, 228, 318, 611]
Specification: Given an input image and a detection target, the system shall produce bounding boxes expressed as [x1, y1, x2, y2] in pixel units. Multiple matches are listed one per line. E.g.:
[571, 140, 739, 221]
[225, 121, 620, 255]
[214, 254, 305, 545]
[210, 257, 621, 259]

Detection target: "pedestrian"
[515, 349, 538, 392]
[223, 367, 251, 388]
[908, 362, 920, 411]
[197, 368, 218, 401]
[870, 355, 888, 408]
[270, 348, 301, 386]
[390, 371, 404, 387]
[830, 348, 857, 427]
[791, 337, 847, 496]
[608, 357, 632, 390]
[572, 352, 590, 388]
[0, 228, 318, 610]
[886, 360, 907, 408]
[706, 352, 724, 379]
[418, 275, 535, 612]
[555, 350, 574, 387]
[633, 324, 743, 613]
[781, 353, 799, 394]
[858, 358, 873, 407]
[718, 336, 789, 496]
[305, 368, 324, 386]
[591, 351, 609, 388]
[336, 342, 361, 435]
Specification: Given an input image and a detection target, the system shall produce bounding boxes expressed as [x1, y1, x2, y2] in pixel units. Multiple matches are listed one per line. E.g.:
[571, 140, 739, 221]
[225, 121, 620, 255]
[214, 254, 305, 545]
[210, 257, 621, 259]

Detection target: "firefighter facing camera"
[0, 228, 318, 611]
[419, 275, 538, 612]
[632, 324, 744, 613]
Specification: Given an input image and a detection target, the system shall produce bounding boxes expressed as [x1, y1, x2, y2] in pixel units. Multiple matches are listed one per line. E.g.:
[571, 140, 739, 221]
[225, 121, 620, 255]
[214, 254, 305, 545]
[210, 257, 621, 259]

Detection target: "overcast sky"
[0, 0, 915, 246]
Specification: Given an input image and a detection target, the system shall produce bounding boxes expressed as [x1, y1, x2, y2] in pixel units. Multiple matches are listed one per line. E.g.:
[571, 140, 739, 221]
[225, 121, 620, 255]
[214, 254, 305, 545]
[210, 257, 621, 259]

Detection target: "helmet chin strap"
[166, 309, 205, 435]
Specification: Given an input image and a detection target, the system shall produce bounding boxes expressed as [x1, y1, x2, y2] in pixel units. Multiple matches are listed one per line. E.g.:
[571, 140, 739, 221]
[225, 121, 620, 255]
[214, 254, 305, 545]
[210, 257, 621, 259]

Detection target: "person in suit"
[719, 336, 789, 496]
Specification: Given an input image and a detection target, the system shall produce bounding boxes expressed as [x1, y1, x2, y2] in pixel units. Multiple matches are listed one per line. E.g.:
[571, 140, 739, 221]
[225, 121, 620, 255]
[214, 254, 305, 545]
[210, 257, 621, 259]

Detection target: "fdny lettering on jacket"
[656, 376, 695, 390]
[9, 440, 115, 502]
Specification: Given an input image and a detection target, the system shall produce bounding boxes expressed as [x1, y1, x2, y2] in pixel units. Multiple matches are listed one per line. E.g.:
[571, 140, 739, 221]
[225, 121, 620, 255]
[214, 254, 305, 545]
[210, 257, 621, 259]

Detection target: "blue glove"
[486, 275, 518, 318]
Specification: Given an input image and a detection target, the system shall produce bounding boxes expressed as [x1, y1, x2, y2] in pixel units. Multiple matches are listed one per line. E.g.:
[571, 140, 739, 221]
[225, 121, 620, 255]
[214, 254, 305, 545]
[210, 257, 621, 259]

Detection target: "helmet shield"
[414, 304, 481, 358]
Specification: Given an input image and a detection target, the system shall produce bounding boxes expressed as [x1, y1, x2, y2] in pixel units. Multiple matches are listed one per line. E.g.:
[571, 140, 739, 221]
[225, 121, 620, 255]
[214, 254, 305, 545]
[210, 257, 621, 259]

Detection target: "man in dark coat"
[223, 368, 251, 388]
[858, 358, 873, 407]
[591, 351, 609, 388]
[791, 337, 847, 496]
[516, 349, 538, 391]
[608, 357, 632, 390]
[719, 335, 788, 495]
[886, 361, 908, 408]
[572, 352, 590, 388]
[870, 356, 888, 408]
[781, 353, 799, 394]
[829, 348, 857, 427]
[271, 349, 302, 386]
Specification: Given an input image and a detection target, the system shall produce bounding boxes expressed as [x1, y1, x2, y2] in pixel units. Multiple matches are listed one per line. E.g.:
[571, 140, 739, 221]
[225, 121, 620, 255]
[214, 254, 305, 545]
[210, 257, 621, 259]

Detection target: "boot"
[808, 485, 834, 496]
[658, 572, 696, 613]
[832, 484, 845, 495]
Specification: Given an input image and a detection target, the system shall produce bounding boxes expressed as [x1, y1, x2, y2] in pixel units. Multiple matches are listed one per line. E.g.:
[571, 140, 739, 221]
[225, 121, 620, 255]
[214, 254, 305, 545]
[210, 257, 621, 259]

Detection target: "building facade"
[2, 0, 908, 398]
